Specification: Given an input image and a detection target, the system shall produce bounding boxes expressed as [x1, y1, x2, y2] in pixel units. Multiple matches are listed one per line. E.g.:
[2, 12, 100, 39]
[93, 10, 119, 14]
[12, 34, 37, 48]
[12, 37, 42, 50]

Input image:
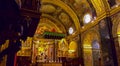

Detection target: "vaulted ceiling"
[34, 0, 111, 38]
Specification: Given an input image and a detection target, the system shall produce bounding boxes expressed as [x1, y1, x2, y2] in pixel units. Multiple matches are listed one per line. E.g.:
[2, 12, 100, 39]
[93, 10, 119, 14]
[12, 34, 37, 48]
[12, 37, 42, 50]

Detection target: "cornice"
[110, 5, 120, 16]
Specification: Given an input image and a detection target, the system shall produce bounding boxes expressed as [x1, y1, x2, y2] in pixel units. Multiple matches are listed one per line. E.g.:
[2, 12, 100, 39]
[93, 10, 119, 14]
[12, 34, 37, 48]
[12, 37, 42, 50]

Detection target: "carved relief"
[40, 1, 75, 32]
[59, 12, 71, 27]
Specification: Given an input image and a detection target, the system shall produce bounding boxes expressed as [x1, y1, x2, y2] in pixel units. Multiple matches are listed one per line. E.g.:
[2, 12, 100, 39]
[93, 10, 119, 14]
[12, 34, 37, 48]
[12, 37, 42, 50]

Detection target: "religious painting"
[68, 41, 78, 58]
[33, 39, 55, 62]
[57, 38, 68, 57]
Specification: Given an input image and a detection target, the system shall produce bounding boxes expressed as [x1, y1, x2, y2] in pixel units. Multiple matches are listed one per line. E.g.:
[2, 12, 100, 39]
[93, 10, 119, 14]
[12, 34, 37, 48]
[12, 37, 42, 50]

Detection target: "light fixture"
[69, 27, 74, 34]
[83, 13, 92, 24]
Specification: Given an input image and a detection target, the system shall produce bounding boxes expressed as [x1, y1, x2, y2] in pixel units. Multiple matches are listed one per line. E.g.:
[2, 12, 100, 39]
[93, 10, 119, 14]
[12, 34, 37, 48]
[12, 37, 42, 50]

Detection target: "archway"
[117, 22, 120, 47]
[112, 12, 120, 65]
[82, 31, 101, 66]
[117, 22, 120, 62]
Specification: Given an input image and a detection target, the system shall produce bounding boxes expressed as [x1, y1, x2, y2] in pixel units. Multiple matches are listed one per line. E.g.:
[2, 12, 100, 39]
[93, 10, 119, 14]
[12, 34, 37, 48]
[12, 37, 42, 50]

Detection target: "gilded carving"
[91, 0, 105, 15]
[40, 5, 56, 13]
[59, 12, 71, 26]
[42, 0, 80, 33]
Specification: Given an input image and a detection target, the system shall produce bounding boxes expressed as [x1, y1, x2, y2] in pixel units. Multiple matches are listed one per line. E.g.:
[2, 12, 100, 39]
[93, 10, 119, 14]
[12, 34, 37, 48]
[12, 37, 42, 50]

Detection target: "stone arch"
[41, 14, 66, 33]
[82, 30, 101, 66]
[35, 18, 63, 35]
[112, 12, 120, 65]
[112, 13, 120, 38]
[42, 0, 81, 34]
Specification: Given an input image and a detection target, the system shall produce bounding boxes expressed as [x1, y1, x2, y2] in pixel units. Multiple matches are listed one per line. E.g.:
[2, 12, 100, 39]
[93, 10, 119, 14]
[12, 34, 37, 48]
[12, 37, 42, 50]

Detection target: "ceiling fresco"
[61, 0, 96, 25]
[41, 3, 76, 31]
[35, 18, 64, 34]
[34, 0, 107, 38]
[36, 0, 80, 37]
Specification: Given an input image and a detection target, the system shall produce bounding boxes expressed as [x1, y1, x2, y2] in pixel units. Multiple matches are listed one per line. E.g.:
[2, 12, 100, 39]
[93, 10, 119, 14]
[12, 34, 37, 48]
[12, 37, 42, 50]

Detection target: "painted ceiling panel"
[36, 0, 107, 38]
[61, 0, 97, 25]
[41, 0, 80, 34]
